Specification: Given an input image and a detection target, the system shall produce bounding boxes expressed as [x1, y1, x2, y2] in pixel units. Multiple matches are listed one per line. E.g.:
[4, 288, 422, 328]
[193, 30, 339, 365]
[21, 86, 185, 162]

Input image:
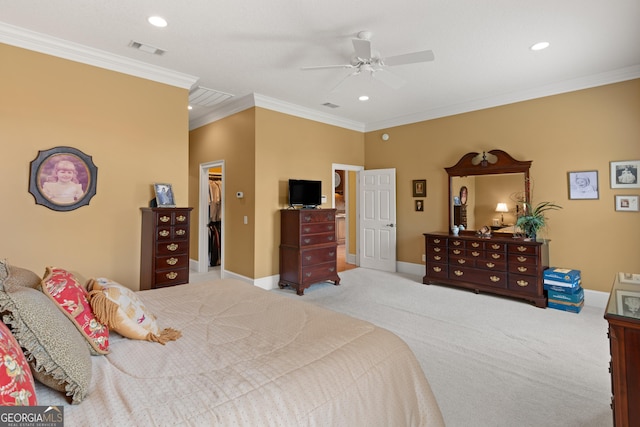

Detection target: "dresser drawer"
[156, 225, 189, 241]
[508, 262, 538, 276]
[301, 222, 335, 235]
[468, 240, 484, 250]
[301, 247, 337, 266]
[486, 251, 506, 262]
[427, 236, 447, 246]
[449, 247, 466, 257]
[426, 262, 448, 278]
[427, 251, 447, 263]
[508, 273, 538, 294]
[300, 233, 336, 246]
[301, 262, 337, 285]
[300, 210, 335, 223]
[154, 268, 189, 287]
[508, 253, 537, 266]
[156, 241, 188, 256]
[451, 256, 476, 268]
[156, 254, 188, 270]
[508, 243, 538, 255]
[449, 239, 465, 249]
[477, 259, 507, 271]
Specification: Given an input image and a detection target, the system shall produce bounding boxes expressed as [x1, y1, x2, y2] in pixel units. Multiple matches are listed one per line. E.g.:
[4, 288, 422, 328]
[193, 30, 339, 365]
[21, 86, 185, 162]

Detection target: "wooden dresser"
[423, 232, 549, 307]
[279, 208, 340, 295]
[140, 207, 192, 290]
[605, 273, 640, 427]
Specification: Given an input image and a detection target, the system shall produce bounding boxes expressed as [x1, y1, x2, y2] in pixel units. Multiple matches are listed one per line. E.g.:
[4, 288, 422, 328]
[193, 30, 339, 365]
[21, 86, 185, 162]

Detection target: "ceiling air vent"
[322, 102, 340, 109]
[189, 86, 234, 107]
[128, 40, 166, 56]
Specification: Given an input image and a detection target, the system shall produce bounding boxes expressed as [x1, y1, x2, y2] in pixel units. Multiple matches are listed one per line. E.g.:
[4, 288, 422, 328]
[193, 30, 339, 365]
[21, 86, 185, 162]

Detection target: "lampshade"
[495, 203, 509, 213]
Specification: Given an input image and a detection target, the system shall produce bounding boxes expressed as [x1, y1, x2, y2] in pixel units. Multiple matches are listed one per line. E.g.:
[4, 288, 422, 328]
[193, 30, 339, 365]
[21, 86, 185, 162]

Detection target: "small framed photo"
[413, 179, 426, 197]
[619, 272, 640, 284]
[415, 199, 424, 211]
[567, 170, 598, 200]
[154, 183, 176, 207]
[614, 195, 639, 212]
[610, 160, 640, 188]
[28, 146, 98, 212]
[616, 289, 640, 318]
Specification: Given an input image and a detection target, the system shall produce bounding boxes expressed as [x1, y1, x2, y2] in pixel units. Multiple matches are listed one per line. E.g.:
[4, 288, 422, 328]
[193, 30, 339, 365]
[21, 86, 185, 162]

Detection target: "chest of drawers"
[140, 207, 193, 290]
[279, 208, 341, 295]
[423, 232, 549, 307]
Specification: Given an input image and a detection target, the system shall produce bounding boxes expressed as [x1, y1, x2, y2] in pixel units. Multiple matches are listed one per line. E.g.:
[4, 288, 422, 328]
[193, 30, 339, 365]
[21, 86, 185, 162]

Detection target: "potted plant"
[516, 200, 562, 240]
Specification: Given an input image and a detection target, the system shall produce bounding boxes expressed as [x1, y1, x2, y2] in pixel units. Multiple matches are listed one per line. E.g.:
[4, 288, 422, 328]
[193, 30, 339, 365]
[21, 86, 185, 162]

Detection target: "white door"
[359, 168, 396, 272]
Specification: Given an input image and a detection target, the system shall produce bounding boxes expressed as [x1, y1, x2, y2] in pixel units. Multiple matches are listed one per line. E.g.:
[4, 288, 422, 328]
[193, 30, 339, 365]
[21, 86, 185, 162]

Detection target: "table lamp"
[495, 203, 509, 226]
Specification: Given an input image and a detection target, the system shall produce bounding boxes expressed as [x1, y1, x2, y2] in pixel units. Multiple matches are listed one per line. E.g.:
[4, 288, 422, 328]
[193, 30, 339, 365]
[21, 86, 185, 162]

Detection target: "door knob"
[386, 223, 396, 227]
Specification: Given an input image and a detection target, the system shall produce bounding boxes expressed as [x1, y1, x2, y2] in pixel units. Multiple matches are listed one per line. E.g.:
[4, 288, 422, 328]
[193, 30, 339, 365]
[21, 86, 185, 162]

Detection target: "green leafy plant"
[516, 201, 562, 239]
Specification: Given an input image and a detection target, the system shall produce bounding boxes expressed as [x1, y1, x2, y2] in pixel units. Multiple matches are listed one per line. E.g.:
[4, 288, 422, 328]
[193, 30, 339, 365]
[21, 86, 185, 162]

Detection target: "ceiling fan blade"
[301, 64, 355, 71]
[372, 69, 406, 89]
[352, 38, 372, 60]
[384, 50, 435, 66]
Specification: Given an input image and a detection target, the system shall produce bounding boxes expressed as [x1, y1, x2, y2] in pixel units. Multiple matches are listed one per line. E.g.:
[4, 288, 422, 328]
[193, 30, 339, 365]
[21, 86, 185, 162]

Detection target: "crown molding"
[0, 22, 198, 89]
[365, 64, 640, 131]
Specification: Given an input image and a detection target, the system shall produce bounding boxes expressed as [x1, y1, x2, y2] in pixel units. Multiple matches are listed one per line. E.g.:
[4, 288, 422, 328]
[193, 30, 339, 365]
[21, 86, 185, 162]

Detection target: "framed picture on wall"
[413, 180, 426, 197]
[610, 160, 640, 188]
[28, 146, 98, 212]
[154, 183, 176, 207]
[567, 170, 598, 200]
[415, 199, 424, 211]
[614, 195, 639, 212]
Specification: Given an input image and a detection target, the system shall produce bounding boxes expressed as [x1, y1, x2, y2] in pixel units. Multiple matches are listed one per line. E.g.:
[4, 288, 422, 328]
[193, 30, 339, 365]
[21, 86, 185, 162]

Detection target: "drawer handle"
[517, 256, 527, 262]
[492, 244, 500, 250]
[160, 215, 170, 223]
[454, 270, 464, 276]
[490, 276, 500, 282]
[453, 241, 461, 246]
[327, 215, 334, 221]
[471, 242, 480, 248]
[328, 225, 334, 230]
[492, 253, 501, 259]
[453, 249, 461, 255]
[176, 229, 186, 236]
[517, 280, 529, 287]
[305, 256, 312, 261]
[304, 238, 311, 244]
[486, 262, 495, 268]
[166, 257, 178, 265]
[328, 267, 335, 272]
[304, 227, 311, 233]
[305, 272, 312, 277]
[471, 251, 480, 257]
[518, 266, 528, 273]
[327, 236, 334, 241]
[303, 216, 311, 222]
[166, 272, 178, 280]
[328, 252, 335, 257]
[457, 259, 466, 264]
[434, 255, 442, 261]
[517, 246, 527, 252]
[433, 239, 441, 244]
[433, 266, 442, 273]
[167, 243, 178, 251]
[434, 247, 441, 253]
[159, 230, 170, 237]
[176, 215, 186, 222]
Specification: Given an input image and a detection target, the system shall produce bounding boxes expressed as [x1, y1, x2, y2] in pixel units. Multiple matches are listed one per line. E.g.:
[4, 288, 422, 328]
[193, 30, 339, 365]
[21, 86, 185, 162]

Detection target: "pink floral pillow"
[41, 267, 109, 355]
[0, 321, 38, 405]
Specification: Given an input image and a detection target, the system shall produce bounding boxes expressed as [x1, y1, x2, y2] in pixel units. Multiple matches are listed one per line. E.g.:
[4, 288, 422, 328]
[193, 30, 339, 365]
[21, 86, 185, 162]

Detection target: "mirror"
[446, 150, 531, 234]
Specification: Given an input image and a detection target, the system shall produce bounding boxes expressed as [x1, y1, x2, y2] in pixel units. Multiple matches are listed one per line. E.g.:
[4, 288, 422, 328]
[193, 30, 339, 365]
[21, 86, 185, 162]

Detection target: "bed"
[30, 278, 444, 426]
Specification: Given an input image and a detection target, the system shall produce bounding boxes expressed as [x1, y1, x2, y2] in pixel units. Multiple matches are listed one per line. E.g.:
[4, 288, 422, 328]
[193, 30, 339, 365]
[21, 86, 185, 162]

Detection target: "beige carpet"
[273, 268, 613, 427]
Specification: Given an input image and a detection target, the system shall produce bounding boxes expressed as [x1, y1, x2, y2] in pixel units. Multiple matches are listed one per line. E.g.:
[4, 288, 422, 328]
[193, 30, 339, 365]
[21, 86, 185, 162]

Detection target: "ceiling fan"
[301, 31, 434, 92]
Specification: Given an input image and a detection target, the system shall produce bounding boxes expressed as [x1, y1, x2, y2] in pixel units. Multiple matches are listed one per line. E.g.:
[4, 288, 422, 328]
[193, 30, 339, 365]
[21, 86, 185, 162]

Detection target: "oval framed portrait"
[29, 146, 98, 211]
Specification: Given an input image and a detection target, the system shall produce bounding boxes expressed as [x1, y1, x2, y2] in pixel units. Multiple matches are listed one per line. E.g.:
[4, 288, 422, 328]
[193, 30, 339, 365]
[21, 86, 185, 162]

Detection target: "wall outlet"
[422, 254, 426, 262]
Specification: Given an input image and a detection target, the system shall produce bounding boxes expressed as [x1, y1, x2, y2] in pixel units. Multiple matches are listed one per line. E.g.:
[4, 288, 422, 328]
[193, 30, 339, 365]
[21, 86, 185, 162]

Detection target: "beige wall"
[0, 44, 189, 289]
[365, 79, 640, 292]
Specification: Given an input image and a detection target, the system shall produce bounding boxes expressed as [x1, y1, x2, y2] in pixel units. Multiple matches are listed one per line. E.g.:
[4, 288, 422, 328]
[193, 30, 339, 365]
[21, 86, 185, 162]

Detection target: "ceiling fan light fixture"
[148, 16, 168, 28]
[358, 95, 369, 101]
[530, 41, 550, 51]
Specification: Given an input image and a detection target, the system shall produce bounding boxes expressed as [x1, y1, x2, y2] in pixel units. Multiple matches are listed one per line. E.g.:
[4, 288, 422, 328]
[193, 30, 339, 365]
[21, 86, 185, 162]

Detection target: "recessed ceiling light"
[530, 41, 550, 51]
[359, 95, 369, 101]
[188, 105, 193, 110]
[148, 16, 168, 28]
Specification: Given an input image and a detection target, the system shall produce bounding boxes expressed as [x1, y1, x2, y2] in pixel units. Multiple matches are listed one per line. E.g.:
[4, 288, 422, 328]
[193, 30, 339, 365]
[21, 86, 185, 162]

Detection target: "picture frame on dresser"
[616, 289, 640, 318]
[28, 146, 98, 212]
[610, 160, 640, 188]
[154, 183, 176, 207]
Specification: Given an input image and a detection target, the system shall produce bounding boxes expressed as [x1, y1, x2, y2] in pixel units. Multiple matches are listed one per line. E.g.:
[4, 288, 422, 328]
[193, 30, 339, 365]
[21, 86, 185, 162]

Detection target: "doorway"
[197, 160, 225, 275]
[333, 163, 363, 271]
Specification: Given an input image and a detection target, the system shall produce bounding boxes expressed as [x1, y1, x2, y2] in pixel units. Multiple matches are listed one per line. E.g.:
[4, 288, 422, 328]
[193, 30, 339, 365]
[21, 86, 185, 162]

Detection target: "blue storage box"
[548, 299, 584, 313]
[547, 288, 584, 304]
[544, 279, 581, 291]
[544, 267, 581, 283]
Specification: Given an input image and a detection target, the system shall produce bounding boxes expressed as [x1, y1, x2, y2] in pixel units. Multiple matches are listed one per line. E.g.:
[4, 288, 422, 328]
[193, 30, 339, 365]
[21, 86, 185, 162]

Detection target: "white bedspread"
[35, 279, 443, 426]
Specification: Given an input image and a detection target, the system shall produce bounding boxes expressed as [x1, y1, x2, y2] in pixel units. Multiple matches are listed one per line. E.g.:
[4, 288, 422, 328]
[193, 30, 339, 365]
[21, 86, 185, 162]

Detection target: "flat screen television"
[288, 179, 322, 208]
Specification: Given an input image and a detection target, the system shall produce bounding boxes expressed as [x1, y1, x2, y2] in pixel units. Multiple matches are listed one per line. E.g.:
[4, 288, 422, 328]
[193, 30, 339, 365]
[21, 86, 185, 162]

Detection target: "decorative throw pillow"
[0, 321, 38, 406]
[41, 267, 109, 355]
[0, 284, 91, 404]
[88, 278, 181, 344]
[0, 259, 41, 292]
